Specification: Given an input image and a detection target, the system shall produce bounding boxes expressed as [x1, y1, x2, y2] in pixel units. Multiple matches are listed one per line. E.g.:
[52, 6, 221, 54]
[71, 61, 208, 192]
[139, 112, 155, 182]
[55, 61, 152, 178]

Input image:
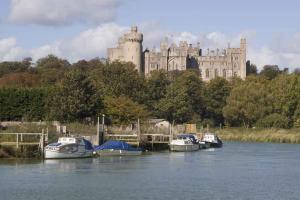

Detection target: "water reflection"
[0, 159, 42, 166]
[44, 158, 94, 172]
[1, 142, 300, 200]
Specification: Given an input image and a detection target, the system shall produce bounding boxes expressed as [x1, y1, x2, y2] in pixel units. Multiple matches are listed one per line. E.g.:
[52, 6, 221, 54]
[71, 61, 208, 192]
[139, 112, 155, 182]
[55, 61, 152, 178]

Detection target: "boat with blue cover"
[95, 140, 142, 156]
[44, 136, 94, 159]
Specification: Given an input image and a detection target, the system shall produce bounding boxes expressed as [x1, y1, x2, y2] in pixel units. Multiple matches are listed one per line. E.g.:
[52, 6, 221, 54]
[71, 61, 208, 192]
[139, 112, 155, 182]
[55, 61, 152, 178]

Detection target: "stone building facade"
[107, 26, 143, 73]
[107, 26, 247, 81]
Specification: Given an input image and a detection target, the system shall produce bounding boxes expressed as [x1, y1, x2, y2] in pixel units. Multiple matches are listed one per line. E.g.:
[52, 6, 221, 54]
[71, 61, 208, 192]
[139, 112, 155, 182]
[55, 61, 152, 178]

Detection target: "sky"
[1, 0, 300, 70]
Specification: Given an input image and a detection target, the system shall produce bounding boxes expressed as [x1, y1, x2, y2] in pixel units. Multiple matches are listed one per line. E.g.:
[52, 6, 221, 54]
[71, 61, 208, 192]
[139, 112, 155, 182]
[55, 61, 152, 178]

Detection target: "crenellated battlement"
[107, 26, 247, 80]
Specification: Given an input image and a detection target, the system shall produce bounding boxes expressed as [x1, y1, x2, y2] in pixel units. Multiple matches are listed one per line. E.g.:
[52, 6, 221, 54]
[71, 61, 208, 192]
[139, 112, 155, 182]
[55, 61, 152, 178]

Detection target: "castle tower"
[240, 38, 247, 79]
[123, 26, 143, 73]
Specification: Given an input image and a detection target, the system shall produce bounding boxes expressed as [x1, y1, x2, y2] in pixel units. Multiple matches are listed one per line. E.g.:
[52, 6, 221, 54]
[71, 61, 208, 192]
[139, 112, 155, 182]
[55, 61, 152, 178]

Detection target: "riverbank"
[216, 128, 300, 144]
[1, 123, 300, 159]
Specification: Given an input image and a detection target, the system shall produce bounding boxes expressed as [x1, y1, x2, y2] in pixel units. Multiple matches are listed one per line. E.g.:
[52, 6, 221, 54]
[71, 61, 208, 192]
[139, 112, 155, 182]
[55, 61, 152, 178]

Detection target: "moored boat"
[169, 134, 199, 152]
[201, 133, 223, 148]
[44, 136, 94, 159]
[95, 140, 142, 156]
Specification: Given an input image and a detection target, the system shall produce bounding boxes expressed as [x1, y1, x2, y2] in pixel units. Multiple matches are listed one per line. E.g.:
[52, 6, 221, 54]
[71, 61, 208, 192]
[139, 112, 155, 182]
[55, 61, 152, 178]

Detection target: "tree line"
[0, 55, 300, 128]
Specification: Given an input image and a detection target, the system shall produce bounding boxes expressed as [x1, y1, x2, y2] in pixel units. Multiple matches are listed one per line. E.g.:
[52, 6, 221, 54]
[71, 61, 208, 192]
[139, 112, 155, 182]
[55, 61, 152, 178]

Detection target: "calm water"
[1, 142, 300, 200]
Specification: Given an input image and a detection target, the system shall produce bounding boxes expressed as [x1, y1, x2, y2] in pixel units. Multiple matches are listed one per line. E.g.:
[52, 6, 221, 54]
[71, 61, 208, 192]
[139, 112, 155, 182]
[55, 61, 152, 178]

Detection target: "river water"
[1, 142, 300, 200]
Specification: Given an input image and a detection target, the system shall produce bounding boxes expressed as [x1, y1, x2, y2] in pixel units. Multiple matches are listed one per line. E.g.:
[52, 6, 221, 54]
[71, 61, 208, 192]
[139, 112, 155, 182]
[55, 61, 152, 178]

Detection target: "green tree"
[0, 60, 30, 77]
[246, 60, 257, 75]
[157, 70, 205, 123]
[91, 61, 146, 103]
[0, 87, 46, 121]
[223, 76, 273, 127]
[269, 74, 300, 127]
[47, 69, 101, 122]
[204, 77, 231, 126]
[255, 113, 290, 128]
[36, 55, 70, 85]
[103, 96, 149, 124]
[260, 65, 282, 80]
[144, 70, 170, 116]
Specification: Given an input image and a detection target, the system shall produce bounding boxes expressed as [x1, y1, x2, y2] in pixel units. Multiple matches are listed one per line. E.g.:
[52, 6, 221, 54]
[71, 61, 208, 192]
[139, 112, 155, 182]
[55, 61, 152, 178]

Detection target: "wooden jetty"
[0, 130, 48, 157]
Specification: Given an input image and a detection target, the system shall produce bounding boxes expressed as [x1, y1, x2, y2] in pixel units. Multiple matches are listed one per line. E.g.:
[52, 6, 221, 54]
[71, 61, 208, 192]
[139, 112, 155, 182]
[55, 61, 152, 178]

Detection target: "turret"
[240, 38, 247, 79]
[123, 26, 143, 73]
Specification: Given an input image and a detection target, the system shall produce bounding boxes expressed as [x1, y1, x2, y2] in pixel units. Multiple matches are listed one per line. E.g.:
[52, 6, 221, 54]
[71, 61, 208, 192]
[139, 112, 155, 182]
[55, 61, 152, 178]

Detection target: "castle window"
[205, 69, 209, 78]
[223, 69, 226, 78]
[215, 69, 218, 77]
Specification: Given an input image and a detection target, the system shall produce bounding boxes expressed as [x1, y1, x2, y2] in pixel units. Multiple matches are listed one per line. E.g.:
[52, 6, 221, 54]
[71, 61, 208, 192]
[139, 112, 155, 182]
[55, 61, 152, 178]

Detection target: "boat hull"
[44, 150, 93, 159]
[169, 144, 199, 152]
[97, 149, 142, 156]
[199, 142, 210, 149]
[205, 142, 222, 148]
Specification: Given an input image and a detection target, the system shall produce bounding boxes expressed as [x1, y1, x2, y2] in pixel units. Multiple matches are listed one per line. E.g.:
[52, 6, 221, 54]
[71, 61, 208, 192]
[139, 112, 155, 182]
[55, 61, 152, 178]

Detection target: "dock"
[0, 131, 48, 157]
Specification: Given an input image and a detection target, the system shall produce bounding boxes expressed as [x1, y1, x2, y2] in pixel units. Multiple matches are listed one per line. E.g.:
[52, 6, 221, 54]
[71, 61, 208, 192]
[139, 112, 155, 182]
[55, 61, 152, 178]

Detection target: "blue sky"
[1, 0, 300, 70]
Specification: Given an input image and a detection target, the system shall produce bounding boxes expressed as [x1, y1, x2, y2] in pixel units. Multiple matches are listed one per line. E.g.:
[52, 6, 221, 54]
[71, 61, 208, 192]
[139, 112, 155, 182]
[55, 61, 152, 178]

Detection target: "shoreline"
[215, 128, 300, 144]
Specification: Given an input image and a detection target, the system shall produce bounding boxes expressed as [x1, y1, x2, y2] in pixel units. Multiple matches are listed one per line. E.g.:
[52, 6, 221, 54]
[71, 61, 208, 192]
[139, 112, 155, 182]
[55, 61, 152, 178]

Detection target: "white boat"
[44, 136, 94, 159]
[202, 133, 223, 148]
[199, 141, 210, 149]
[169, 134, 199, 152]
[95, 141, 142, 156]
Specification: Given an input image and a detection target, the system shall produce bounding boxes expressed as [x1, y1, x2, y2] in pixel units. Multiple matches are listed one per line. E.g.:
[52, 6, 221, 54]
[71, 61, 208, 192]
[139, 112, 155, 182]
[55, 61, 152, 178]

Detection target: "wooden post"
[137, 118, 140, 147]
[16, 133, 19, 149]
[97, 116, 100, 145]
[46, 128, 49, 143]
[102, 114, 105, 144]
[152, 135, 154, 151]
[41, 130, 44, 159]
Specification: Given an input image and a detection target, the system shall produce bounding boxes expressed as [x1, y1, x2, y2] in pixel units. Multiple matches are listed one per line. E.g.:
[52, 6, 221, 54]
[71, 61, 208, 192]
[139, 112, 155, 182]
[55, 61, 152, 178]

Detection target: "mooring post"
[152, 135, 154, 151]
[102, 114, 105, 144]
[16, 133, 19, 149]
[41, 130, 44, 159]
[137, 118, 140, 147]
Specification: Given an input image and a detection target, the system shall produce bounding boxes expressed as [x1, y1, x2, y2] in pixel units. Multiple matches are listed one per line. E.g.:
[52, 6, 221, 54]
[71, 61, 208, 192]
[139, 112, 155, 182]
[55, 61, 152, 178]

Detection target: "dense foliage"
[0, 55, 300, 127]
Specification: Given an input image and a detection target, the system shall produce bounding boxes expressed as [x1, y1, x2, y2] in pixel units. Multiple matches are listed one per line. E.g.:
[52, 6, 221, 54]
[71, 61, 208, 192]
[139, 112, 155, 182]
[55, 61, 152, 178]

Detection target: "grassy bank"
[215, 128, 300, 144]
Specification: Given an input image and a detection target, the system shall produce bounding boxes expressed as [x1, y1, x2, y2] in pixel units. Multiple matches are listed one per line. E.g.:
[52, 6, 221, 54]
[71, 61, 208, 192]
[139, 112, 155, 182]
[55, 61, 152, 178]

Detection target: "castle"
[107, 26, 247, 81]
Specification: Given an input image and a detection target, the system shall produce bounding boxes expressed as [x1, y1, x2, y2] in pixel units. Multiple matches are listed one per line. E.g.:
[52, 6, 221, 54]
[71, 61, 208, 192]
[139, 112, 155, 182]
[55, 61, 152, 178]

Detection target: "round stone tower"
[123, 26, 143, 73]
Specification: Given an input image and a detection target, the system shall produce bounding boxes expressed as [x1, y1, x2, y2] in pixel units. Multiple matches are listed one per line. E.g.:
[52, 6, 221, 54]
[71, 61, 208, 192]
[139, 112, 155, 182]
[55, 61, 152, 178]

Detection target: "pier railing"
[0, 130, 48, 157]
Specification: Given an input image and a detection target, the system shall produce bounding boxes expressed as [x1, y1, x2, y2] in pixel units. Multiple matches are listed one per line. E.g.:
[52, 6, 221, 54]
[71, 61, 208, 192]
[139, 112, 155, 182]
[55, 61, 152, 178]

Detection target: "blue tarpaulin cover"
[83, 139, 94, 150]
[94, 140, 142, 151]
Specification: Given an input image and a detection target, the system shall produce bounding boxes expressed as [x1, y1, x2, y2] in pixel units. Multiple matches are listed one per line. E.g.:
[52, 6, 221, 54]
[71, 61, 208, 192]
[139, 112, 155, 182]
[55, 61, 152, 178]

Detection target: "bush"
[255, 113, 290, 128]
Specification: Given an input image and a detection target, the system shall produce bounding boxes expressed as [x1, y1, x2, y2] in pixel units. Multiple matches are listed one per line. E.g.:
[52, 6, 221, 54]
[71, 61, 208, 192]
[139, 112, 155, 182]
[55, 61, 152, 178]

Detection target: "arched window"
[215, 69, 218, 77]
[223, 69, 226, 78]
[205, 69, 209, 78]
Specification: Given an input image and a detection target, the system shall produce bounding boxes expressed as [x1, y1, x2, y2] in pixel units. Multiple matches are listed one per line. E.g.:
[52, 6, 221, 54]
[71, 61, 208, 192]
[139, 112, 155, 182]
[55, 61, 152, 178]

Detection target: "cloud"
[248, 33, 300, 70]
[0, 37, 26, 61]
[9, 0, 121, 26]
[31, 23, 127, 61]
[1, 22, 300, 71]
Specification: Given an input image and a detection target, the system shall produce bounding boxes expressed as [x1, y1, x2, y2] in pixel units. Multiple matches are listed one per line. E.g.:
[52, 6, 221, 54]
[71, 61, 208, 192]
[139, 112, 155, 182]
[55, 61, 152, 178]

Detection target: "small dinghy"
[95, 140, 142, 156]
[44, 136, 94, 159]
